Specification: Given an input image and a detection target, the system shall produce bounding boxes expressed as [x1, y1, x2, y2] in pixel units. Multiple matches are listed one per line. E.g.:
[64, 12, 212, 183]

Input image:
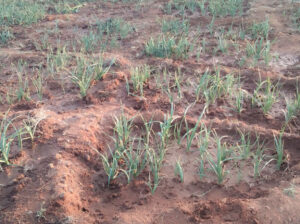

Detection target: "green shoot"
[182, 106, 207, 152]
[126, 65, 151, 96]
[274, 131, 284, 170]
[174, 159, 184, 182]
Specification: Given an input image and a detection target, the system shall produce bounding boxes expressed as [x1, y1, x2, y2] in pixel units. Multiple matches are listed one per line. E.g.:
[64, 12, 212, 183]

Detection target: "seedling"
[196, 124, 211, 154]
[0, 112, 24, 166]
[16, 62, 31, 101]
[283, 96, 299, 125]
[206, 141, 228, 184]
[0, 27, 13, 45]
[283, 183, 296, 197]
[81, 31, 99, 53]
[96, 18, 133, 39]
[71, 65, 95, 98]
[207, 16, 215, 36]
[249, 19, 270, 40]
[274, 131, 284, 170]
[121, 138, 148, 183]
[157, 104, 175, 152]
[0, 0, 45, 26]
[292, 7, 300, 31]
[182, 105, 207, 152]
[36, 202, 46, 222]
[174, 103, 194, 145]
[145, 35, 193, 59]
[22, 116, 43, 142]
[194, 69, 210, 102]
[113, 113, 133, 151]
[235, 88, 244, 114]
[174, 159, 184, 182]
[208, 0, 243, 17]
[246, 38, 272, 66]
[252, 78, 279, 115]
[126, 65, 151, 96]
[47, 46, 70, 73]
[214, 35, 228, 54]
[206, 69, 236, 105]
[70, 55, 113, 97]
[32, 69, 44, 100]
[147, 149, 160, 194]
[174, 70, 183, 99]
[161, 18, 190, 35]
[99, 147, 121, 186]
[237, 131, 252, 160]
[252, 139, 273, 178]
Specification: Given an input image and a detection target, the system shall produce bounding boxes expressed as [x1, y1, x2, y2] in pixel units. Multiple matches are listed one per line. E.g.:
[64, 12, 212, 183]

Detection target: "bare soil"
[1, 0, 300, 223]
